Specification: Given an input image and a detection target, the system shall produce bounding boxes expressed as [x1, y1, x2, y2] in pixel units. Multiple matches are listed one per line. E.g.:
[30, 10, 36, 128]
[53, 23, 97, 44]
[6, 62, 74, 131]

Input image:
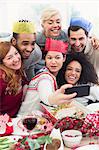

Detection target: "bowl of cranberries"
[62, 129, 82, 148]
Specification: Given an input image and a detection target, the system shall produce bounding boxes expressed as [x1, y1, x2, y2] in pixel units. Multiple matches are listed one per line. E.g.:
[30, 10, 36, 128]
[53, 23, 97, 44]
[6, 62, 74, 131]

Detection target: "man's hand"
[91, 37, 99, 49]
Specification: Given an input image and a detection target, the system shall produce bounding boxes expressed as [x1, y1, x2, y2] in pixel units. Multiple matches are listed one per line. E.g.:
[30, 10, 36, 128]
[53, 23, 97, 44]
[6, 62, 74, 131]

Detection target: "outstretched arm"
[48, 84, 77, 105]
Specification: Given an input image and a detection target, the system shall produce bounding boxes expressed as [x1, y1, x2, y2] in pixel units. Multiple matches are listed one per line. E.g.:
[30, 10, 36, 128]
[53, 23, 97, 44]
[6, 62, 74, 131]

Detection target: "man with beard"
[11, 20, 42, 81]
[67, 17, 99, 78]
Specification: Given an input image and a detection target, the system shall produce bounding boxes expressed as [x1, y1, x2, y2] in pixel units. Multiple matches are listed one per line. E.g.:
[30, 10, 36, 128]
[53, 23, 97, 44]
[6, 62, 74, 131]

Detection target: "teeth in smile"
[69, 76, 75, 80]
[51, 29, 59, 32]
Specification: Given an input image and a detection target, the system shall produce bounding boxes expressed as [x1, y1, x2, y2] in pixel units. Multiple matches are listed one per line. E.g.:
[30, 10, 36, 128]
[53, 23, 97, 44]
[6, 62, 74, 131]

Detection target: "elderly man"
[11, 20, 42, 81]
[67, 17, 99, 78]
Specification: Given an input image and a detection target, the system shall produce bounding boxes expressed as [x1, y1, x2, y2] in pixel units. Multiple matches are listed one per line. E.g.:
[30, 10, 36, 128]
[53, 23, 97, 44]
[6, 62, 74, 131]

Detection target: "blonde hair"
[0, 42, 23, 95]
[41, 8, 61, 25]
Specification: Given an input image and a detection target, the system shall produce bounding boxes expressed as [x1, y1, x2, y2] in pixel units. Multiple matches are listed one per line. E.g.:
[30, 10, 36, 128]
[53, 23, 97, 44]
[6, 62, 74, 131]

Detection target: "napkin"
[0, 114, 13, 136]
[81, 113, 99, 135]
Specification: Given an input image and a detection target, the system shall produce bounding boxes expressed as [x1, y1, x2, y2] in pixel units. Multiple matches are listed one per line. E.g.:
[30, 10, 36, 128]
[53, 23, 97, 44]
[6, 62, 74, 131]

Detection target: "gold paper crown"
[12, 20, 36, 34]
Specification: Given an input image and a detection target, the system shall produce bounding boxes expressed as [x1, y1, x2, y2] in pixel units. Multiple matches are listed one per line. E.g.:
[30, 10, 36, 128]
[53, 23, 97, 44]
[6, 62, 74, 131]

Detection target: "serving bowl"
[62, 129, 82, 148]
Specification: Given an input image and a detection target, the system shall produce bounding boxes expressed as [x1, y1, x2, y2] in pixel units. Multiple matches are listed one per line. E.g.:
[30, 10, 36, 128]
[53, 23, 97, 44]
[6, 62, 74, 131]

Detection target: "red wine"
[23, 117, 37, 130]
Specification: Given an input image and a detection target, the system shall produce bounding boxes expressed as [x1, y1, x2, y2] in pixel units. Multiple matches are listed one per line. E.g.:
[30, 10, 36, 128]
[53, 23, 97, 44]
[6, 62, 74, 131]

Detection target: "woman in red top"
[0, 42, 27, 117]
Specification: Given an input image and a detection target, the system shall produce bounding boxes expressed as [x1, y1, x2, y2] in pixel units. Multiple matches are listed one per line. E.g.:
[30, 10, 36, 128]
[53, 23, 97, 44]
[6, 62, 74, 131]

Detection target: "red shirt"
[0, 70, 28, 117]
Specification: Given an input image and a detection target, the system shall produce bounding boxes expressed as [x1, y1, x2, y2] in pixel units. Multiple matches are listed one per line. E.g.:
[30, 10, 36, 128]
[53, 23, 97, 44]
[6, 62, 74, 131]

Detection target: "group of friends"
[0, 8, 99, 118]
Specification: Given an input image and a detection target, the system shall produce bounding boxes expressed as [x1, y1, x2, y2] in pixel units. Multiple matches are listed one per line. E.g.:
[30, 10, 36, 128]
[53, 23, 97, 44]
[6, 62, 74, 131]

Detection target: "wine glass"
[22, 116, 37, 136]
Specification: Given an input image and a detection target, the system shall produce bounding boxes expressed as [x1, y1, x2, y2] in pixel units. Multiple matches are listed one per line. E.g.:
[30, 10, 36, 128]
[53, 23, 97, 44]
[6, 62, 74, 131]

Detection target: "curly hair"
[57, 53, 99, 87]
[0, 42, 23, 95]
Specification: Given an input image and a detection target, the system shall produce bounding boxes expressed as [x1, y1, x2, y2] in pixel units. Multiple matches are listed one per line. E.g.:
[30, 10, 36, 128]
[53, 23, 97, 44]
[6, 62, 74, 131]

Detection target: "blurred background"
[0, 0, 99, 37]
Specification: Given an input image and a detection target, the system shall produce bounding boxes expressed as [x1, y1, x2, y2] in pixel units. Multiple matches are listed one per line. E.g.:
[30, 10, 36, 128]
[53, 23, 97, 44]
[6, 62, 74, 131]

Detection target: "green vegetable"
[0, 137, 15, 150]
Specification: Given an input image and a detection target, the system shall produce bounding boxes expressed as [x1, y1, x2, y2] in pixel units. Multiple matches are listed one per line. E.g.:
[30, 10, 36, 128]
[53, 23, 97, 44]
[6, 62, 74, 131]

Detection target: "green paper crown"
[13, 20, 36, 34]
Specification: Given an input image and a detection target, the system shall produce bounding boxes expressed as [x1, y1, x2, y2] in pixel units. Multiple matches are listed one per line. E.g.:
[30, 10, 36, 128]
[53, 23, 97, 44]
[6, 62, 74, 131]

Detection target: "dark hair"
[57, 53, 98, 87]
[68, 26, 89, 37]
[12, 32, 19, 39]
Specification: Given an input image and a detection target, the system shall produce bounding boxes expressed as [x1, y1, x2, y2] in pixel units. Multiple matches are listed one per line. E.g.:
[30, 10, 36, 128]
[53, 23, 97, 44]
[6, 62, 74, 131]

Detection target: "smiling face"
[42, 14, 61, 38]
[65, 60, 82, 85]
[45, 51, 65, 76]
[69, 29, 87, 52]
[3, 46, 21, 70]
[14, 33, 36, 59]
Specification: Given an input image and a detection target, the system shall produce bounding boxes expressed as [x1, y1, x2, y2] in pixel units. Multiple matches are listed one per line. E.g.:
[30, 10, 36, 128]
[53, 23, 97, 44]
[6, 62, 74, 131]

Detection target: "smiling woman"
[2, 45, 21, 70]
[18, 38, 77, 116]
[0, 41, 28, 117]
[57, 53, 99, 106]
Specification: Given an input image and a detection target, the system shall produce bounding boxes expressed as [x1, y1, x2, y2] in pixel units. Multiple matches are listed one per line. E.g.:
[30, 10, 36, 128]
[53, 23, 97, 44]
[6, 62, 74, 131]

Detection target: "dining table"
[0, 102, 99, 150]
[0, 117, 98, 150]
[0, 133, 98, 150]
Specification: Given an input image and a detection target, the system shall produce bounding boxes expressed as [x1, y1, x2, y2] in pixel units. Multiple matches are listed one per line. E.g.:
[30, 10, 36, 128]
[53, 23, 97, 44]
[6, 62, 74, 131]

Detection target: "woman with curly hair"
[57, 53, 99, 105]
[0, 42, 28, 117]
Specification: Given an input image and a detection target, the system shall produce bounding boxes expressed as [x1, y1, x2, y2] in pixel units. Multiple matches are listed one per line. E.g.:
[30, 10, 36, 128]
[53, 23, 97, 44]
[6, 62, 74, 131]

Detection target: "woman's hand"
[48, 84, 77, 105]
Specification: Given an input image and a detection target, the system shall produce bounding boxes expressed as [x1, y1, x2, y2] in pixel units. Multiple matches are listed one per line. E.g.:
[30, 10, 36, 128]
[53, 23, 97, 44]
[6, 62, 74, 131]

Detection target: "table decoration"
[0, 114, 13, 136]
[81, 113, 99, 138]
[11, 135, 52, 150]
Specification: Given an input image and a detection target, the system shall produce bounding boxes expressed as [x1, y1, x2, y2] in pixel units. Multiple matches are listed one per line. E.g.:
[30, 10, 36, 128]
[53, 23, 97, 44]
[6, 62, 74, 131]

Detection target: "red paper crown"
[44, 38, 68, 54]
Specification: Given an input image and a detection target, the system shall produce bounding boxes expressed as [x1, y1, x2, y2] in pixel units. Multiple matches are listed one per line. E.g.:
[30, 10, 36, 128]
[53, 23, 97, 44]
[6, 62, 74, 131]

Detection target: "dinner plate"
[12, 115, 53, 136]
[86, 103, 99, 113]
[55, 107, 76, 119]
[42, 100, 92, 121]
[12, 117, 44, 136]
[75, 144, 99, 150]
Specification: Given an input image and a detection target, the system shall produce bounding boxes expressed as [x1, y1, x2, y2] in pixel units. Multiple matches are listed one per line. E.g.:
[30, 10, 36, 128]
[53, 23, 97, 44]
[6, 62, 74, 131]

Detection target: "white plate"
[75, 144, 99, 150]
[12, 117, 43, 136]
[55, 107, 76, 119]
[86, 103, 99, 113]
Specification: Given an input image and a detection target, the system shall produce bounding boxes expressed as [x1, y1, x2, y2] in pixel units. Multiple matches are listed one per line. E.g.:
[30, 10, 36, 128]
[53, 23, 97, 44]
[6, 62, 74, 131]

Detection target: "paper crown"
[12, 20, 36, 34]
[45, 38, 68, 54]
[70, 17, 92, 32]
